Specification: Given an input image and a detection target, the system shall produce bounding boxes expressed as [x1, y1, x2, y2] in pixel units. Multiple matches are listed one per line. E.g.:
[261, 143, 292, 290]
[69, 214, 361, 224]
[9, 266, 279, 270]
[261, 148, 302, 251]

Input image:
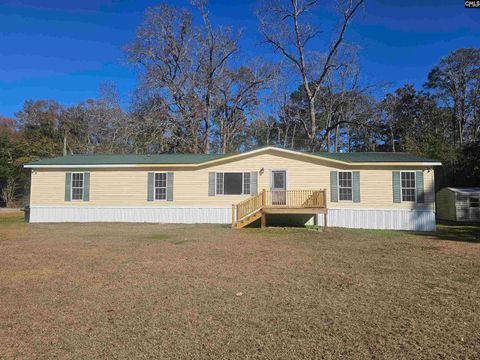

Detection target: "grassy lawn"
[1, 212, 479, 359]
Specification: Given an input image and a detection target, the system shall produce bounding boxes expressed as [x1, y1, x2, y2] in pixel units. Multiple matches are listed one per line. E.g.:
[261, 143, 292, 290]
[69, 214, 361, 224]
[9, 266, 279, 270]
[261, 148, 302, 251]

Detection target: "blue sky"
[0, 0, 478, 118]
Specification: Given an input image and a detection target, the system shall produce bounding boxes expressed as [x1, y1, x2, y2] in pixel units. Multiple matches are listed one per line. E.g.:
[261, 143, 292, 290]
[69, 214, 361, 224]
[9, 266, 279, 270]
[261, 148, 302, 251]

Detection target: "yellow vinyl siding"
[30, 150, 435, 210]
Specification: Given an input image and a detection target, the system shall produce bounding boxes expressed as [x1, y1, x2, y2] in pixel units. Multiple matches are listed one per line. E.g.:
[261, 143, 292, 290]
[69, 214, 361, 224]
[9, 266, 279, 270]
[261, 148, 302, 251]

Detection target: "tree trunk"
[390, 126, 396, 152]
[291, 124, 296, 149]
[283, 124, 290, 148]
[308, 97, 316, 150]
[347, 126, 351, 152]
[63, 131, 68, 156]
[222, 137, 227, 154]
[204, 101, 211, 154]
[334, 125, 339, 153]
[326, 130, 331, 153]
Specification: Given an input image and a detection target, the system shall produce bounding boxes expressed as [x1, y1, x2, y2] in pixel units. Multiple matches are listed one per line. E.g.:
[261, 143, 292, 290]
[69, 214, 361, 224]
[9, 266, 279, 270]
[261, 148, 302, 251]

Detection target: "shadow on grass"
[146, 233, 193, 245]
[0, 214, 25, 225]
[415, 221, 480, 243]
[243, 220, 480, 244]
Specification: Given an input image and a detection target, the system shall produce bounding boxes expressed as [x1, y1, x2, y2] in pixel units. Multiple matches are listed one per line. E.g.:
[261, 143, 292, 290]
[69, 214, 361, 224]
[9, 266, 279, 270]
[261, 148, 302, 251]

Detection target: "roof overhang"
[24, 146, 442, 169]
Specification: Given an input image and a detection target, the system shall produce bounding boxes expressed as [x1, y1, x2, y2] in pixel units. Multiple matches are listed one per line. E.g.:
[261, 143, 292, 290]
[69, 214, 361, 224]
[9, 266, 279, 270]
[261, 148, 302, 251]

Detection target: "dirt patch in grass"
[0, 213, 479, 359]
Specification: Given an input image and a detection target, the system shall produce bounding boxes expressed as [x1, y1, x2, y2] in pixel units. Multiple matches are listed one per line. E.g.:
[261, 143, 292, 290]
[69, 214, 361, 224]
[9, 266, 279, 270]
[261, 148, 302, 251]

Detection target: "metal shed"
[436, 187, 480, 222]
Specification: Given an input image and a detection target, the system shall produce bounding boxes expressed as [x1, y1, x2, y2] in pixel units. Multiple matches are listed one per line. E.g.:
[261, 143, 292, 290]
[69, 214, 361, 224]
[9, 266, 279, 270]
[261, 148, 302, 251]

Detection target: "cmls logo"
[465, 0, 480, 7]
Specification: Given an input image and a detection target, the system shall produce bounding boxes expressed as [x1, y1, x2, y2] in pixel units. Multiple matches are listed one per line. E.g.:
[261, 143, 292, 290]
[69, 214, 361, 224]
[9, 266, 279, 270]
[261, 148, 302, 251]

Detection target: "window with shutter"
[401, 172, 416, 202]
[71, 172, 84, 201]
[215, 172, 253, 195]
[154, 173, 167, 200]
[338, 172, 353, 201]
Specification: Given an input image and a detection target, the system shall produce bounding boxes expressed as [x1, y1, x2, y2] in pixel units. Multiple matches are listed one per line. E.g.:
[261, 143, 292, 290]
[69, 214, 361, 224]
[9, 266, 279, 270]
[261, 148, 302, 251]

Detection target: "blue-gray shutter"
[65, 172, 72, 202]
[416, 171, 424, 203]
[330, 171, 338, 202]
[250, 171, 258, 195]
[83, 172, 90, 202]
[352, 171, 360, 203]
[147, 172, 154, 201]
[208, 172, 215, 196]
[392, 171, 401, 203]
[167, 172, 174, 202]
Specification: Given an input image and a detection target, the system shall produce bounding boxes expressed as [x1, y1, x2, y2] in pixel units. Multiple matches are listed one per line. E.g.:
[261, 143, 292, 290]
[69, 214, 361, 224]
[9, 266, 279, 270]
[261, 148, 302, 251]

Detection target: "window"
[224, 173, 243, 195]
[338, 171, 352, 201]
[216, 173, 224, 195]
[470, 196, 479, 208]
[154, 173, 167, 200]
[401, 172, 416, 202]
[216, 172, 250, 195]
[71, 172, 84, 200]
[273, 171, 285, 189]
[243, 173, 251, 195]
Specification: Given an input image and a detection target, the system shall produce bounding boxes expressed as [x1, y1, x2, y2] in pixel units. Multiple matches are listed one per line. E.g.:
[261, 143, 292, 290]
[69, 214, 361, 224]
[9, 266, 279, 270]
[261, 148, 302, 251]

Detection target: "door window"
[273, 171, 286, 189]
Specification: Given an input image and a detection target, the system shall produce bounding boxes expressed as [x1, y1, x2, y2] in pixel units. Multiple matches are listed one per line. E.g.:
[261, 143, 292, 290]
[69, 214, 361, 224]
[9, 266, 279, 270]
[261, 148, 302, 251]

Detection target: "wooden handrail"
[235, 189, 265, 223]
[232, 189, 326, 226]
[266, 189, 326, 208]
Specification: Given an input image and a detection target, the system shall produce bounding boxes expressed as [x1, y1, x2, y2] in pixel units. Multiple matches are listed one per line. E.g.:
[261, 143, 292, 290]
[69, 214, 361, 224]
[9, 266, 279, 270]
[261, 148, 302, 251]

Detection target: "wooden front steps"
[231, 189, 328, 229]
[233, 209, 263, 229]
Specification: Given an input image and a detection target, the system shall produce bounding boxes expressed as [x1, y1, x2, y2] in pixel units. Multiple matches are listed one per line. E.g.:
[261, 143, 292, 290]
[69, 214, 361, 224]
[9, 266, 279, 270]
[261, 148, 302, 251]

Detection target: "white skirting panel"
[316, 208, 436, 231]
[30, 206, 436, 231]
[29, 206, 232, 224]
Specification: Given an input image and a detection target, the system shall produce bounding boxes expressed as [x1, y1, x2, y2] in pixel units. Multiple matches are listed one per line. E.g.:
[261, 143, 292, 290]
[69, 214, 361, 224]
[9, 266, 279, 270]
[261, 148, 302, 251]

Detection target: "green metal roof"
[311, 152, 438, 163]
[26, 153, 228, 166]
[25, 148, 439, 167]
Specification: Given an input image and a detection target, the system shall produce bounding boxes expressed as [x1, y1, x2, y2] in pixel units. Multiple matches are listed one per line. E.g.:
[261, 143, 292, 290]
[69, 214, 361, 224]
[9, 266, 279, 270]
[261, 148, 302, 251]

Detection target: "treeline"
[1, 1, 479, 206]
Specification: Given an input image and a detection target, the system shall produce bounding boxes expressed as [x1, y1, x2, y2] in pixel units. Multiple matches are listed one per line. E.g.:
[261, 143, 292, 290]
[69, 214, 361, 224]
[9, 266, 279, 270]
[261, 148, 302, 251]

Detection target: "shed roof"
[447, 187, 480, 194]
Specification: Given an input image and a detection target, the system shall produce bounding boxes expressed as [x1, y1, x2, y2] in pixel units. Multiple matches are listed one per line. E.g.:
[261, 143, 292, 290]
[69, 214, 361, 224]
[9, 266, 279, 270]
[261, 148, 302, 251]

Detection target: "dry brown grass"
[0, 212, 479, 359]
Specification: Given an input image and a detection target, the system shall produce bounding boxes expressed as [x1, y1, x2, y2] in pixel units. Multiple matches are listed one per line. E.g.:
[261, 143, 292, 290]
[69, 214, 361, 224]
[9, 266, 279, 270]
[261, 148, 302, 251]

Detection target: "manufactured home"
[436, 187, 480, 222]
[24, 147, 441, 231]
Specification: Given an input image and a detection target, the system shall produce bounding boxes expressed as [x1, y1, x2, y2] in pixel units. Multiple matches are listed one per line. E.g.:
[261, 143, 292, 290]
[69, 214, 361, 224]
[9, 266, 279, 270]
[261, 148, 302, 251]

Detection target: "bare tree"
[426, 48, 480, 147]
[193, 0, 240, 153]
[128, 89, 188, 153]
[63, 83, 130, 154]
[318, 50, 361, 152]
[257, 0, 363, 150]
[214, 63, 275, 153]
[126, 4, 205, 152]
[126, 1, 242, 154]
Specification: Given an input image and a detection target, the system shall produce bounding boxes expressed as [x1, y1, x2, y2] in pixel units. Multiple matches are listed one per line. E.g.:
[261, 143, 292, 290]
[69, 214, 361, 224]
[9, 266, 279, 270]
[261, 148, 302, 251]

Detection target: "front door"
[271, 170, 287, 205]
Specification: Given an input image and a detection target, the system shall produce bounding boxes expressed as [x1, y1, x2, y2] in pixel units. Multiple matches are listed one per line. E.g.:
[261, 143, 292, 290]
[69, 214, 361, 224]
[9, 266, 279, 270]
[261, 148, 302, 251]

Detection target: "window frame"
[215, 172, 251, 196]
[337, 171, 353, 202]
[153, 172, 168, 201]
[400, 171, 417, 203]
[216, 172, 224, 195]
[243, 172, 251, 195]
[71, 172, 84, 201]
[469, 195, 479, 208]
[271, 169, 287, 191]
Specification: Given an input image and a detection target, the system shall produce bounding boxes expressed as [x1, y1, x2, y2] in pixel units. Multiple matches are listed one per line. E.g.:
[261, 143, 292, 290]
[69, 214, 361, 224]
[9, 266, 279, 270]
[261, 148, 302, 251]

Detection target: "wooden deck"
[262, 207, 327, 214]
[232, 189, 327, 229]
